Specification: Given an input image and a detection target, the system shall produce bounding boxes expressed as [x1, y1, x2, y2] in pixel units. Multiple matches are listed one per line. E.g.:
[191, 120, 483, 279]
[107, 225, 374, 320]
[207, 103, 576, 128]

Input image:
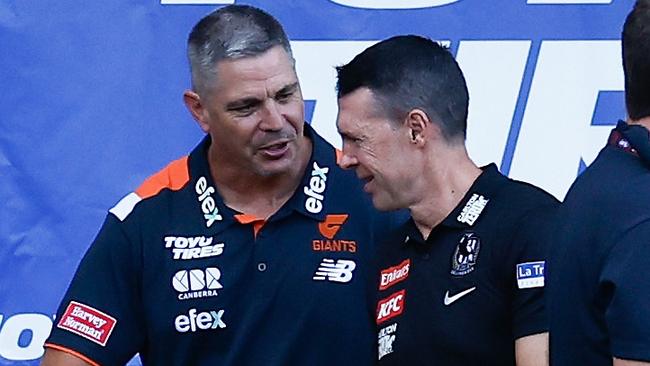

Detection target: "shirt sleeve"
[45, 214, 145, 366]
[602, 220, 650, 362]
[508, 204, 558, 339]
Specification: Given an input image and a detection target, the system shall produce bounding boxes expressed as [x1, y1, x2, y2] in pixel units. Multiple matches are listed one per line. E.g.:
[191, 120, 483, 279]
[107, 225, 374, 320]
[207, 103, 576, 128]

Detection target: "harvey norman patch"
[451, 232, 481, 276]
[57, 301, 117, 346]
[516, 261, 545, 289]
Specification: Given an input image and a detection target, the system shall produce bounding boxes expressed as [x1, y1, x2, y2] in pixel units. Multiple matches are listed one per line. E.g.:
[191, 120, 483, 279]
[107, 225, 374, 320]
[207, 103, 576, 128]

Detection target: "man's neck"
[409, 147, 482, 239]
[627, 116, 650, 131]
[208, 136, 312, 219]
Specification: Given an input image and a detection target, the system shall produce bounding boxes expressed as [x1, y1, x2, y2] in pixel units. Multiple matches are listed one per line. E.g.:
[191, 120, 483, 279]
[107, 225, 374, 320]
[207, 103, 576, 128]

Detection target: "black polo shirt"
[375, 164, 558, 366]
[44, 124, 403, 366]
[548, 121, 650, 365]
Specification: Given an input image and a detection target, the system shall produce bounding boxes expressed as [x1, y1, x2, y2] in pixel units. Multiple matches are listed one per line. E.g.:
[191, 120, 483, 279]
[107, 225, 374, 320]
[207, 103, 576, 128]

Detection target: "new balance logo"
[304, 162, 329, 214]
[196, 176, 222, 227]
[318, 214, 348, 239]
[174, 308, 226, 333]
[312, 259, 356, 283]
[377, 290, 405, 324]
[164, 236, 224, 260]
[172, 267, 223, 300]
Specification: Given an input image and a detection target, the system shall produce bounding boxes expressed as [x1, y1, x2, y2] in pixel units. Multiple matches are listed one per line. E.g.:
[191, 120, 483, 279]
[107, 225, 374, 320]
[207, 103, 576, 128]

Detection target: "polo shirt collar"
[279, 123, 336, 222]
[187, 123, 334, 234]
[187, 135, 236, 235]
[610, 120, 650, 168]
[401, 163, 506, 246]
[440, 163, 505, 229]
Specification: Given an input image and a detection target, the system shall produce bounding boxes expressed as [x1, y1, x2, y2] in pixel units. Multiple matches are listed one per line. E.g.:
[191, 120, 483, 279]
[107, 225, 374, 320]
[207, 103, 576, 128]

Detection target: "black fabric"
[376, 164, 558, 366]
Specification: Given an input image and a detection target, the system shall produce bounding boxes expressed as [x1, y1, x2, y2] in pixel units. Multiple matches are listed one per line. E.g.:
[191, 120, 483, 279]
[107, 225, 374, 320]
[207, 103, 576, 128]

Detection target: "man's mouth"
[259, 140, 290, 158]
[360, 175, 374, 191]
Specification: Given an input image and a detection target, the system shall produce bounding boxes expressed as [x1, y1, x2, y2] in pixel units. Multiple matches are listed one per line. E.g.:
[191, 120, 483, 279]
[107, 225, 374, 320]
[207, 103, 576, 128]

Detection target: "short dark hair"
[336, 35, 469, 143]
[622, 0, 650, 120]
[187, 5, 292, 95]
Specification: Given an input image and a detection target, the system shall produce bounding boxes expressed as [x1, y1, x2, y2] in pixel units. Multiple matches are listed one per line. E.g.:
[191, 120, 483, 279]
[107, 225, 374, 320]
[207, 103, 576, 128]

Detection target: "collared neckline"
[186, 123, 336, 234]
[401, 163, 506, 246]
[439, 163, 505, 228]
[608, 120, 650, 169]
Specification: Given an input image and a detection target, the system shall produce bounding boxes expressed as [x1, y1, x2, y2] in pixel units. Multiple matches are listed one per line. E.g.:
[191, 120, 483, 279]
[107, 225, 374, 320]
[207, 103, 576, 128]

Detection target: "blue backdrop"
[0, 0, 634, 364]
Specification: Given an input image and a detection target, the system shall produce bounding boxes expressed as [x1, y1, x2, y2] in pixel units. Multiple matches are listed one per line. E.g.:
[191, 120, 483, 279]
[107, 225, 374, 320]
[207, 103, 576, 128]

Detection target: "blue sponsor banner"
[0, 0, 633, 363]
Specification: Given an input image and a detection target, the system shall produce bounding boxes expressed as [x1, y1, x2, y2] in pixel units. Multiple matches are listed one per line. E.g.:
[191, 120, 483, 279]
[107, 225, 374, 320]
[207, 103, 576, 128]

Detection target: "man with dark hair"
[547, 2, 650, 365]
[40, 5, 399, 366]
[336, 35, 558, 365]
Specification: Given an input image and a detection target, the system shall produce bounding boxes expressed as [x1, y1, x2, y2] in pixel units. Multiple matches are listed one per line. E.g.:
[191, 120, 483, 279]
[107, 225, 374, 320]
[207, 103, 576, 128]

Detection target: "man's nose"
[338, 149, 358, 169]
[259, 100, 284, 131]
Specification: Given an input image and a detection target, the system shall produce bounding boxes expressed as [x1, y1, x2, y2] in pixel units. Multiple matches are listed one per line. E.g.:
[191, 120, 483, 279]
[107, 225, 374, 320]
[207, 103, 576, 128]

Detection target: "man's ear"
[183, 90, 210, 133]
[405, 108, 435, 146]
[405, 109, 446, 146]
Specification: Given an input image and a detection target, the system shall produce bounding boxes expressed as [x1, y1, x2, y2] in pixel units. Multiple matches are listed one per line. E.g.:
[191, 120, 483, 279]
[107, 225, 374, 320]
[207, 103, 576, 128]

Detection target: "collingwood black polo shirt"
[45, 124, 402, 366]
[375, 164, 558, 366]
[548, 121, 650, 365]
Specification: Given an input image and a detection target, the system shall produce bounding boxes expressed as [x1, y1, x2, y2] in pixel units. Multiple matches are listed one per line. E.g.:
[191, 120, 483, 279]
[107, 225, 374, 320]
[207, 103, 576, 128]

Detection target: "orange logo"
[318, 214, 349, 239]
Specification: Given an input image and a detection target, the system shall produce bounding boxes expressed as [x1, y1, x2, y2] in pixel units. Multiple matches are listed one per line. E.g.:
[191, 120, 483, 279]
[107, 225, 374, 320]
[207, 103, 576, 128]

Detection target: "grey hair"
[187, 5, 293, 95]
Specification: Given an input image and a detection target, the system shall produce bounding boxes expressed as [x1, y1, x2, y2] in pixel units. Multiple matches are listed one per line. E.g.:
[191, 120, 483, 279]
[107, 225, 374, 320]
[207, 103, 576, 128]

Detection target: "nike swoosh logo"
[443, 287, 477, 306]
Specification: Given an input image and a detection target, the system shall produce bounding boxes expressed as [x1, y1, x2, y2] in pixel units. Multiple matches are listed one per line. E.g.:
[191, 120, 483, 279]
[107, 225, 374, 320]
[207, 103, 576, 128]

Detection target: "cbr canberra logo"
[172, 267, 223, 300]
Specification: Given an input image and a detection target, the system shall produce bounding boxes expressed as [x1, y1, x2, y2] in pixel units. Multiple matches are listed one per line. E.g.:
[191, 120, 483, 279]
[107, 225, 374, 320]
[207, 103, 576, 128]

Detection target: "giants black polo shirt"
[44, 124, 402, 366]
[548, 121, 650, 365]
[375, 164, 558, 366]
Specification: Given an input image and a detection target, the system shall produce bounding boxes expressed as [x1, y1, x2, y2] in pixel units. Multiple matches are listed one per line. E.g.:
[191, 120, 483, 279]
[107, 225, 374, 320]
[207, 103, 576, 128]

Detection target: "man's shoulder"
[108, 155, 192, 222]
[496, 176, 560, 210]
[565, 146, 650, 211]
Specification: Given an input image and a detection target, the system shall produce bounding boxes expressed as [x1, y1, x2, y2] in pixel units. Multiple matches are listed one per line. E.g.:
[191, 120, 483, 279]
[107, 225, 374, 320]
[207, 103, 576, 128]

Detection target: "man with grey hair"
[41, 5, 398, 366]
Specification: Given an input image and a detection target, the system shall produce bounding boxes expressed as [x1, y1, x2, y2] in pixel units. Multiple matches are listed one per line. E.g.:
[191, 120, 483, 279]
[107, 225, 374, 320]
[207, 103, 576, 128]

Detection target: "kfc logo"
[376, 290, 406, 324]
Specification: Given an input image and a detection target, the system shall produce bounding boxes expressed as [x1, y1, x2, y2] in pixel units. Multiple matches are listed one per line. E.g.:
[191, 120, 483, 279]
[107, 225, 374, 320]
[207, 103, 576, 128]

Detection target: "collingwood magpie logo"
[451, 232, 481, 276]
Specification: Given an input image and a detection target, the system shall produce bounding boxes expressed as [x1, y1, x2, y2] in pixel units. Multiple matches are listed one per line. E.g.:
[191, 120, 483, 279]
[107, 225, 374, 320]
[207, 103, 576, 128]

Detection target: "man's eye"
[276, 92, 293, 103]
[344, 136, 362, 144]
[232, 105, 255, 116]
